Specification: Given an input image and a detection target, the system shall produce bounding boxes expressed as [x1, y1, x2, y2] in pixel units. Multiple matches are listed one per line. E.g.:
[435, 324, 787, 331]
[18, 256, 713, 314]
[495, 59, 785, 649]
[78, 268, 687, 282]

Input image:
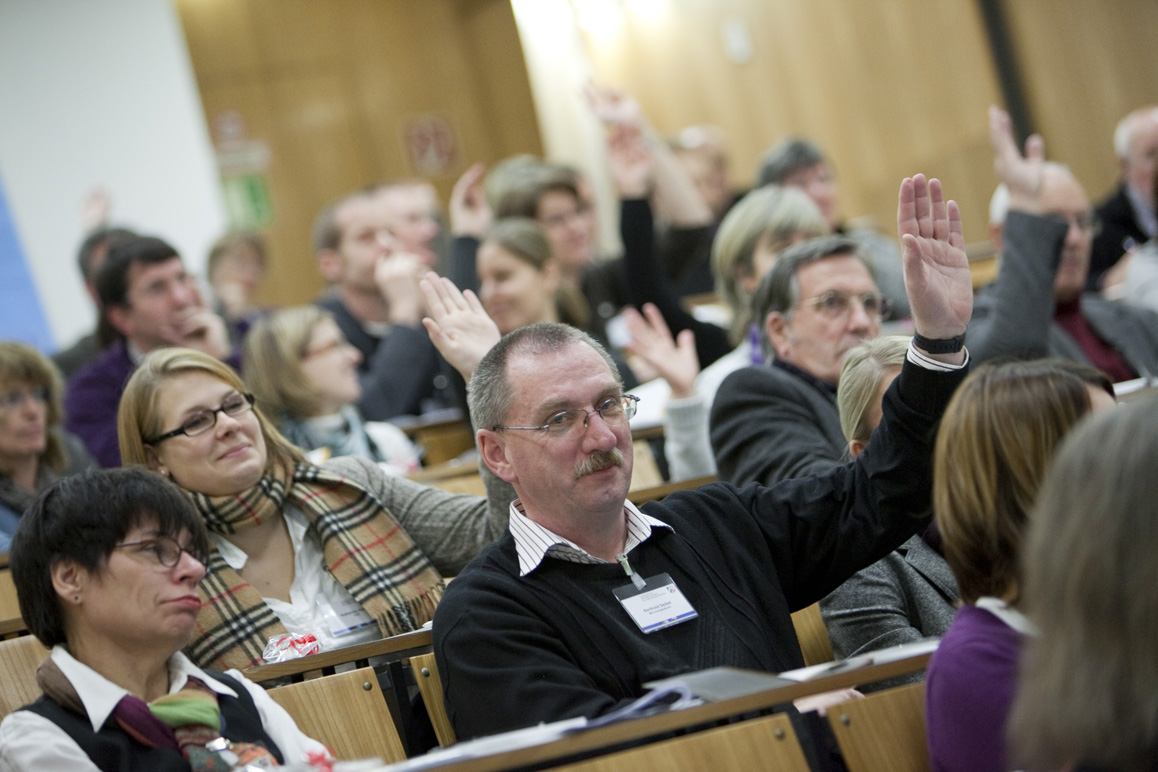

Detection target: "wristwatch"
[912, 331, 966, 354]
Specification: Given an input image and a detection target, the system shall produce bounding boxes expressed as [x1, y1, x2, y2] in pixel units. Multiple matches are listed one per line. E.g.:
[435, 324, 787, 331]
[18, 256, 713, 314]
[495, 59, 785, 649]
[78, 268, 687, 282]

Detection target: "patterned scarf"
[36, 658, 279, 770]
[184, 461, 445, 670]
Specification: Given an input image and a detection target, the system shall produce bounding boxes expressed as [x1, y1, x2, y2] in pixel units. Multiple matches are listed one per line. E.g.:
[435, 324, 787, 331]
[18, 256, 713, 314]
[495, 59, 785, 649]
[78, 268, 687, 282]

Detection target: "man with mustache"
[968, 107, 1158, 380]
[710, 235, 885, 486]
[433, 174, 974, 742]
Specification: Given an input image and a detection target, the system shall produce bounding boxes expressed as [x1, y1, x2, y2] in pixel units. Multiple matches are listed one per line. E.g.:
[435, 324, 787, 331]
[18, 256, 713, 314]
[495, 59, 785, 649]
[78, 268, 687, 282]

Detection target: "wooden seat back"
[267, 666, 407, 763]
[0, 634, 49, 718]
[791, 602, 835, 666]
[828, 681, 929, 772]
[409, 652, 456, 747]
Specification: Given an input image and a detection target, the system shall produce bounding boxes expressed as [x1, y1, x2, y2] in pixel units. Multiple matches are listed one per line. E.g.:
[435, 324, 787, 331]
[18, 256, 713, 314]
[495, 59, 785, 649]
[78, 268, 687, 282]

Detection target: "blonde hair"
[836, 336, 910, 443]
[1008, 400, 1158, 771]
[0, 342, 67, 472]
[117, 348, 304, 477]
[711, 185, 827, 343]
[242, 306, 333, 420]
[932, 361, 1090, 605]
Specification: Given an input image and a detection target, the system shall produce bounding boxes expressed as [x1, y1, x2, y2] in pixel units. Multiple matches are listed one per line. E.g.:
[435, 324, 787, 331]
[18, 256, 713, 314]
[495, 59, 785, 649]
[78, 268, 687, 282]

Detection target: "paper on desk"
[778, 637, 939, 682]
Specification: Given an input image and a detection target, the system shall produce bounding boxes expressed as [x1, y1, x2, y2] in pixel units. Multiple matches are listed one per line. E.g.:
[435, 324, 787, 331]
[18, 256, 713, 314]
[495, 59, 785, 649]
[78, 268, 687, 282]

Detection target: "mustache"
[574, 448, 624, 480]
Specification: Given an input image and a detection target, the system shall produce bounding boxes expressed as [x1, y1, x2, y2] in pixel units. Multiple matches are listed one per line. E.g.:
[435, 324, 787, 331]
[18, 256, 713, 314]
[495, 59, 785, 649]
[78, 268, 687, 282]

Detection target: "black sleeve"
[620, 199, 732, 367]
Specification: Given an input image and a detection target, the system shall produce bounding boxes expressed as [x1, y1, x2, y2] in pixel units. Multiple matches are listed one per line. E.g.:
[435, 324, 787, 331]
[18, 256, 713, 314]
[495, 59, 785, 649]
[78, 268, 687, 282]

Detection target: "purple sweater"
[64, 342, 135, 468]
[925, 604, 1024, 772]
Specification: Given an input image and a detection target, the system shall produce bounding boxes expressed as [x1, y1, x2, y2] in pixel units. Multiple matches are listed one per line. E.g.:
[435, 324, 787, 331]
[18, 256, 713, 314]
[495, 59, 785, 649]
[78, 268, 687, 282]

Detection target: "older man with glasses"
[710, 232, 889, 487]
[433, 173, 974, 746]
[971, 107, 1158, 382]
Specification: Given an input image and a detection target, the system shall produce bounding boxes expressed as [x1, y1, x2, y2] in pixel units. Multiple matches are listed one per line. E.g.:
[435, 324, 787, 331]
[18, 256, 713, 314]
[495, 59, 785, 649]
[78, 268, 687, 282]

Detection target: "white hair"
[1113, 107, 1158, 160]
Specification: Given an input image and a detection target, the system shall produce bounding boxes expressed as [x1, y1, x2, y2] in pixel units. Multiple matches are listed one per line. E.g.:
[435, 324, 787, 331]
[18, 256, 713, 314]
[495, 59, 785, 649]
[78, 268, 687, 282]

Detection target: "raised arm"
[897, 173, 971, 363]
[420, 273, 500, 384]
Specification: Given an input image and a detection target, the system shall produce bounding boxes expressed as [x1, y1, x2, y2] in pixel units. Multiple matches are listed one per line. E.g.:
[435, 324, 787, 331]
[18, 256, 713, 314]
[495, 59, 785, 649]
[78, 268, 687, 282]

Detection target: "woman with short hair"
[925, 360, 1098, 772]
[0, 467, 329, 770]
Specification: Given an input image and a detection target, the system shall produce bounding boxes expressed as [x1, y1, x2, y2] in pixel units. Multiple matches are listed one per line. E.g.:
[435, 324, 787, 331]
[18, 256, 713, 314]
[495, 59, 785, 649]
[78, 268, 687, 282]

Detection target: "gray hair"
[751, 235, 869, 361]
[468, 323, 622, 433]
[756, 138, 827, 188]
[1112, 106, 1158, 159]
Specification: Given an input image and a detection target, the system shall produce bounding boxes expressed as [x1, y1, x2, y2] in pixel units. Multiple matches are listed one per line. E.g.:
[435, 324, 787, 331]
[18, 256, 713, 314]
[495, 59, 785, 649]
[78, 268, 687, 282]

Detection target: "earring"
[160, 470, 169, 477]
[73, 594, 80, 602]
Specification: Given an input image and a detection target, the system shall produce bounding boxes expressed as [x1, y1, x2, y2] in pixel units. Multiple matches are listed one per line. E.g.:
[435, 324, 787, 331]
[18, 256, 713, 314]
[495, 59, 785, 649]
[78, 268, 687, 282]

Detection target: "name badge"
[613, 572, 698, 634]
[317, 594, 376, 637]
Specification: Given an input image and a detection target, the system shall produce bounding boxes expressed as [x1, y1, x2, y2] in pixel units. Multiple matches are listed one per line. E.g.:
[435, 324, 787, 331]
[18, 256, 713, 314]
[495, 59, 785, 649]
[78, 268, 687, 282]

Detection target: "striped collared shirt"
[508, 498, 672, 577]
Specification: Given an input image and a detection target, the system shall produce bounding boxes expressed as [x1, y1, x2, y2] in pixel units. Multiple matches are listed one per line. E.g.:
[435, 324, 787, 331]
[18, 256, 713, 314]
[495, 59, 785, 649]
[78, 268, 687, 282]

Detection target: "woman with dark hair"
[0, 467, 328, 770]
[1009, 401, 1156, 772]
[117, 347, 508, 671]
[925, 360, 1100, 772]
[0, 342, 95, 548]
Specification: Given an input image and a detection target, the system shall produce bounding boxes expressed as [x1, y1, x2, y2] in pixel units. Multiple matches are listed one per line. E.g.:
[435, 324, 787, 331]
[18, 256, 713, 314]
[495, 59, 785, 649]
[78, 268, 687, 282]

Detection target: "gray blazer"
[969, 212, 1158, 376]
[821, 534, 958, 687]
[710, 362, 845, 487]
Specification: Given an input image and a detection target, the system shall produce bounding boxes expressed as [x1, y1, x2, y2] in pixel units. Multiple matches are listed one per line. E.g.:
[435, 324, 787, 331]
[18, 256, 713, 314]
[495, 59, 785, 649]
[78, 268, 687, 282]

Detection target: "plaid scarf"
[36, 658, 280, 770]
[184, 461, 444, 670]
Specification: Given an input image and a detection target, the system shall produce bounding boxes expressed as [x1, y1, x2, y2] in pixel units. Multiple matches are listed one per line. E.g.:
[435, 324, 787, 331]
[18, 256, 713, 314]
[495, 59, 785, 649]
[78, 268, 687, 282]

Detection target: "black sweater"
[434, 358, 965, 739]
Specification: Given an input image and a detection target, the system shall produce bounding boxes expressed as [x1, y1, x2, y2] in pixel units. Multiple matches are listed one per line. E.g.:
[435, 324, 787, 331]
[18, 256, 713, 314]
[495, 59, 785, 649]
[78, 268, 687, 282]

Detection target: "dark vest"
[19, 671, 284, 772]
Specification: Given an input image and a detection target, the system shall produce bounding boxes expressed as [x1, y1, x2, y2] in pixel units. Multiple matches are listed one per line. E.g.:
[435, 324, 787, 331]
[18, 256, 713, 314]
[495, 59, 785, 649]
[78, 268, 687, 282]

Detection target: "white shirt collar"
[1126, 183, 1158, 240]
[974, 596, 1037, 636]
[50, 645, 237, 732]
[508, 498, 672, 577]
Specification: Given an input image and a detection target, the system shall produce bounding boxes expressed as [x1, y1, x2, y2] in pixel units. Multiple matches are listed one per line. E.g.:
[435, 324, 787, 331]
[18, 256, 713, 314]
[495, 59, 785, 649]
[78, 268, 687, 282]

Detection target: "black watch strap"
[912, 331, 966, 354]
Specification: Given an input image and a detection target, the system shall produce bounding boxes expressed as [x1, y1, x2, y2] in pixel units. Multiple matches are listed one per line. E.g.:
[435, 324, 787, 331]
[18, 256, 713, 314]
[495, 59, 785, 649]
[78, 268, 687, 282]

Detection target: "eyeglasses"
[493, 394, 639, 436]
[114, 536, 208, 568]
[1042, 210, 1100, 236]
[800, 290, 890, 320]
[0, 386, 50, 411]
[538, 202, 592, 230]
[148, 392, 255, 443]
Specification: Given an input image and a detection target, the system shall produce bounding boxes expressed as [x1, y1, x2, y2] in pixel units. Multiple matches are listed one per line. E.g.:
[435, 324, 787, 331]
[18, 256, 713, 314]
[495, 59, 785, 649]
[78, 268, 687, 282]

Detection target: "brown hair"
[242, 306, 333, 420]
[0, 342, 68, 473]
[117, 348, 304, 479]
[932, 360, 1091, 604]
[482, 218, 589, 330]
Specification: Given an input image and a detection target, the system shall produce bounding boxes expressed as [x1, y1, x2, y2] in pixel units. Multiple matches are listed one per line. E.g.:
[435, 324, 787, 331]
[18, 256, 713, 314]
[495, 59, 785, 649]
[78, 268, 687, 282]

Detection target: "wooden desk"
[398, 651, 933, 772]
[245, 628, 432, 684]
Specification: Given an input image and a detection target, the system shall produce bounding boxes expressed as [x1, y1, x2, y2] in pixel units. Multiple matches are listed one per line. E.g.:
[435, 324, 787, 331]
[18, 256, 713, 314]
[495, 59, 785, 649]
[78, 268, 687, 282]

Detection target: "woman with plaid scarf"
[116, 348, 510, 671]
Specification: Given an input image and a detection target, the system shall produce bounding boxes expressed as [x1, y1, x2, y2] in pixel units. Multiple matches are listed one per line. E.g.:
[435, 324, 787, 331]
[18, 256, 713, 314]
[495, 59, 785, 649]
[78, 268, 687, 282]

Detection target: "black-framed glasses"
[0, 386, 51, 411]
[148, 392, 255, 444]
[493, 394, 639, 437]
[114, 536, 208, 568]
[800, 290, 890, 320]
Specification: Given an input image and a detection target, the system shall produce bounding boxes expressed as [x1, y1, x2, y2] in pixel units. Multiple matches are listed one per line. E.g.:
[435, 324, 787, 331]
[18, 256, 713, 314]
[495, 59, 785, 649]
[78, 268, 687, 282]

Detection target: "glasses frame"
[800, 290, 890, 320]
[113, 536, 208, 568]
[493, 394, 640, 436]
[0, 385, 51, 411]
[147, 392, 256, 444]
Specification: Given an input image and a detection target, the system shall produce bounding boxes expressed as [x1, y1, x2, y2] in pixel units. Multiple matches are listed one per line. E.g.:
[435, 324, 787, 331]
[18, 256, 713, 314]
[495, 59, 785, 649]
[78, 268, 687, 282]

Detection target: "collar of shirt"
[212, 507, 308, 572]
[50, 644, 238, 732]
[1126, 183, 1158, 240]
[974, 596, 1036, 636]
[772, 358, 837, 399]
[509, 498, 672, 577]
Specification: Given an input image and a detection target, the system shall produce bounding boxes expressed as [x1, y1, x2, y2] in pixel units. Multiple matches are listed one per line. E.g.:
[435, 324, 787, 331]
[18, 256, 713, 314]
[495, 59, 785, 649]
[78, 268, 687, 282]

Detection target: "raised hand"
[583, 83, 647, 130]
[606, 123, 654, 199]
[989, 105, 1046, 211]
[622, 303, 700, 398]
[450, 163, 493, 238]
[420, 273, 500, 382]
[375, 251, 426, 326]
[897, 174, 972, 348]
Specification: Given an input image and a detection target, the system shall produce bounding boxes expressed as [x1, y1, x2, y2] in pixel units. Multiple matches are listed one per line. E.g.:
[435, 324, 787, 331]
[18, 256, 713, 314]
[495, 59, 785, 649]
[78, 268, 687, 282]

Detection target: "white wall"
[0, 0, 227, 350]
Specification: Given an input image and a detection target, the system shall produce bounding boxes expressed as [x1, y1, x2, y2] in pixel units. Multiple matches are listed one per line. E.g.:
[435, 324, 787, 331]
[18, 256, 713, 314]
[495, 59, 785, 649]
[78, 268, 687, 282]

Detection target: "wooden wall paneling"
[1000, 0, 1158, 204]
[175, 0, 543, 311]
[581, 0, 1002, 244]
